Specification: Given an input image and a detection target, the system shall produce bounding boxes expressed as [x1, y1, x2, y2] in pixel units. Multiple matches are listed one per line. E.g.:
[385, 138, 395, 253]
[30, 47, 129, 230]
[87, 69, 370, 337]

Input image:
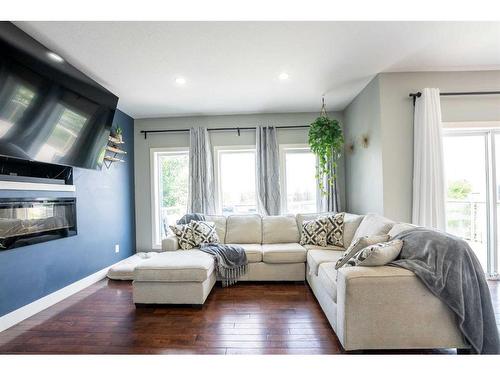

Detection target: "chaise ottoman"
[132, 250, 216, 306]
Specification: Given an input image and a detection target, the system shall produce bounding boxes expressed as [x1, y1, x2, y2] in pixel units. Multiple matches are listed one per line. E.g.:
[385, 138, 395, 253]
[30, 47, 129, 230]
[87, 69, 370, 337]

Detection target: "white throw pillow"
[343, 239, 403, 267]
[335, 234, 390, 269]
[388, 223, 417, 238]
[342, 213, 365, 249]
[351, 214, 394, 244]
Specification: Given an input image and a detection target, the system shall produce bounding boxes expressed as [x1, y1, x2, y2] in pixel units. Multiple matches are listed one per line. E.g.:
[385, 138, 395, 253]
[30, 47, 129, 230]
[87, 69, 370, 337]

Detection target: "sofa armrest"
[335, 266, 467, 351]
[162, 235, 179, 251]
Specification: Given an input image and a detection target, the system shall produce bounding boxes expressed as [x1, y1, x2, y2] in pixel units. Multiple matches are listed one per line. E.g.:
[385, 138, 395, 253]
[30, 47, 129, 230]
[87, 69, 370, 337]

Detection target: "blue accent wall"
[0, 109, 135, 317]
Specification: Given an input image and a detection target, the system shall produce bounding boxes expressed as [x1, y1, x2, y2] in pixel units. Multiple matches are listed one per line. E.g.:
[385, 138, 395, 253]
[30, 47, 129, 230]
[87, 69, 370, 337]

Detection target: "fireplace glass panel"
[0, 198, 76, 250]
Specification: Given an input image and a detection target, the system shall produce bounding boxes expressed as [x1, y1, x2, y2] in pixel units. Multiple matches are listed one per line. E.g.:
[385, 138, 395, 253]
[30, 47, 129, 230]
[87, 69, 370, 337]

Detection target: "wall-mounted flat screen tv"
[0, 22, 119, 170]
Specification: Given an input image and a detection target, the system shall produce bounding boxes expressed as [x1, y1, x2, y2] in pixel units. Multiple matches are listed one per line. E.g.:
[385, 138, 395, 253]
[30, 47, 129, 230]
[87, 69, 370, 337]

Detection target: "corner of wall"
[343, 75, 384, 216]
[377, 73, 414, 222]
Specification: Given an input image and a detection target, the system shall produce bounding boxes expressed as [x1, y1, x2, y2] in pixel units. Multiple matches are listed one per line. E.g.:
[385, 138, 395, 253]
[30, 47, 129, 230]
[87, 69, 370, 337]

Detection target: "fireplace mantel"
[0, 181, 76, 192]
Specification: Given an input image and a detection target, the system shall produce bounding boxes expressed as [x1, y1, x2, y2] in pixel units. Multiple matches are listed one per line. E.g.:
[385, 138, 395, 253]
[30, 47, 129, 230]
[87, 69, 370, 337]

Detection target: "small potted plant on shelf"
[114, 126, 123, 143]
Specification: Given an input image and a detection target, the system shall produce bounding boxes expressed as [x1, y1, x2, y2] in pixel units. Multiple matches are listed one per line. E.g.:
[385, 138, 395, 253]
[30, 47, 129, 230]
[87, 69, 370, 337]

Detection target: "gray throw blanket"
[177, 213, 206, 225]
[200, 244, 248, 287]
[391, 228, 500, 354]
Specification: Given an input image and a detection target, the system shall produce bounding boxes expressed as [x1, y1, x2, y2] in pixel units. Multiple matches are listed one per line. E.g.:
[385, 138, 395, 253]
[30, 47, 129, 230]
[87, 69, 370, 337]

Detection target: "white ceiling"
[14, 21, 500, 119]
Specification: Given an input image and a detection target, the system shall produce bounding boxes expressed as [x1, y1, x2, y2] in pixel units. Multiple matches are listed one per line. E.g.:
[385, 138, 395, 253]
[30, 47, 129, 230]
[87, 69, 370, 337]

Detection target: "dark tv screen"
[0, 22, 119, 170]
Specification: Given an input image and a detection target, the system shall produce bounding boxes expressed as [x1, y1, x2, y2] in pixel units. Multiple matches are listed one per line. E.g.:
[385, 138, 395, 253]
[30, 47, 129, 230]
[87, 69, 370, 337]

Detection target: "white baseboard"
[0, 262, 117, 332]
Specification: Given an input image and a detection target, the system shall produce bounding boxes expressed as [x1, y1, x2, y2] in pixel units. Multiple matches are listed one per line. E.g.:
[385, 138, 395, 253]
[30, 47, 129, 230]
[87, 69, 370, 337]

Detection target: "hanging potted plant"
[308, 97, 344, 195]
[114, 126, 123, 143]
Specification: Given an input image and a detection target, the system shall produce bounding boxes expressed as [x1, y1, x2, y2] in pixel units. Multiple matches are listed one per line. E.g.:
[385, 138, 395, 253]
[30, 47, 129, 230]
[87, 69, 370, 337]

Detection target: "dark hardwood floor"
[0, 279, 498, 354]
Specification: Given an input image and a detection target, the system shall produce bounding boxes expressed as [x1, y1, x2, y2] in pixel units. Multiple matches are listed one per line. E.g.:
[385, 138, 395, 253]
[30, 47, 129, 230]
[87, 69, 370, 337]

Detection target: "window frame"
[279, 144, 319, 215]
[149, 147, 189, 249]
[443, 121, 500, 278]
[213, 145, 257, 216]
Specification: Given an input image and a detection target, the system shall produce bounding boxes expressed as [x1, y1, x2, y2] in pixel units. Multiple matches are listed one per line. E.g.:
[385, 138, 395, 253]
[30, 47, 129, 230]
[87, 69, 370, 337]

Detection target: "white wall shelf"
[0, 181, 76, 192]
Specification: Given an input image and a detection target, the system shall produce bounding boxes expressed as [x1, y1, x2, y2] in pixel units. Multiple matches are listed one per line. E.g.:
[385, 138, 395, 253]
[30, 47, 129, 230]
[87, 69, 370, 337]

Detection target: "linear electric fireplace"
[0, 198, 77, 250]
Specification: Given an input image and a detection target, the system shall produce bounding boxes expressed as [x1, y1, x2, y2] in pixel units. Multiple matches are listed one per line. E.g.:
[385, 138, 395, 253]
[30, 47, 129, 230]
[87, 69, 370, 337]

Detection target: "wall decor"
[346, 141, 355, 154]
[361, 133, 370, 148]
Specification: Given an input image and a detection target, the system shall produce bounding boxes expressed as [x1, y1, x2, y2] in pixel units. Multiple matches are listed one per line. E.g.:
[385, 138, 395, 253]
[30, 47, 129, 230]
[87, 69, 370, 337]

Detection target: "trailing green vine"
[308, 115, 343, 196]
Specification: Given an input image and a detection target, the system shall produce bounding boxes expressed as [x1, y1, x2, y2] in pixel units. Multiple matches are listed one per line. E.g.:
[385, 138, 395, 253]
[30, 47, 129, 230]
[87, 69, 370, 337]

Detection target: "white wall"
[134, 112, 344, 251]
[343, 76, 384, 215]
[343, 70, 500, 222]
[379, 71, 500, 222]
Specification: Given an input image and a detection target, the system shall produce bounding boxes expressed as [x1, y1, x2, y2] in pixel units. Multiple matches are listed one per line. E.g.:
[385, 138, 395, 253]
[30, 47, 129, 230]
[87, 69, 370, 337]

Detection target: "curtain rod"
[409, 90, 500, 105]
[140, 125, 310, 139]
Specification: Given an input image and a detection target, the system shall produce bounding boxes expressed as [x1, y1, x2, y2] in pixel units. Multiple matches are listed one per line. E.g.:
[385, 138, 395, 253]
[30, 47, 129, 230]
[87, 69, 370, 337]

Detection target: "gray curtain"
[316, 153, 341, 213]
[256, 126, 281, 215]
[188, 127, 216, 215]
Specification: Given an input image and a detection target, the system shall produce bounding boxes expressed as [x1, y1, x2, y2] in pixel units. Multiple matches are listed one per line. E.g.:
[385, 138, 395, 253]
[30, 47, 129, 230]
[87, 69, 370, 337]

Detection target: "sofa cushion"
[205, 215, 227, 243]
[388, 222, 417, 238]
[262, 215, 300, 244]
[226, 243, 262, 263]
[303, 244, 344, 251]
[262, 243, 307, 264]
[317, 263, 338, 302]
[307, 249, 344, 275]
[351, 214, 394, 244]
[225, 214, 262, 244]
[296, 212, 331, 229]
[343, 213, 365, 248]
[134, 250, 214, 282]
[107, 252, 159, 280]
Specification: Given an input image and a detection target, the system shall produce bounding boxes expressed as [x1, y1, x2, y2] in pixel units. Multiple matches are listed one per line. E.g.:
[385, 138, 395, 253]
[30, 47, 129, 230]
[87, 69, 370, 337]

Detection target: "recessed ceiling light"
[175, 77, 186, 86]
[278, 72, 289, 80]
[47, 51, 64, 63]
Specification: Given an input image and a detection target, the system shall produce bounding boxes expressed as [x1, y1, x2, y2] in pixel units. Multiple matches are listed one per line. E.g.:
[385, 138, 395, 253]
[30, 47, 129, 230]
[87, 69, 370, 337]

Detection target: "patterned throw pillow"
[191, 221, 219, 245]
[169, 223, 197, 250]
[335, 234, 390, 269]
[322, 212, 345, 247]
[343, 239, 403, 268]
[300, 217, 329, 247]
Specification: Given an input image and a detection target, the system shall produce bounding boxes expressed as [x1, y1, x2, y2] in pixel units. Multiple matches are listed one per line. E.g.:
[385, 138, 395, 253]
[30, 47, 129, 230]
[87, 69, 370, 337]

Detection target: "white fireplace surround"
[0, 180, 76, 192]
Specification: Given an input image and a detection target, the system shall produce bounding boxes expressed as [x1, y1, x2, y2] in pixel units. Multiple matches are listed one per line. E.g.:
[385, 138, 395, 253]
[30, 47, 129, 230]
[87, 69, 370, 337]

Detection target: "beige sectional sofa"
[108, 212, 468, 352]
[161, 214, 308, 282]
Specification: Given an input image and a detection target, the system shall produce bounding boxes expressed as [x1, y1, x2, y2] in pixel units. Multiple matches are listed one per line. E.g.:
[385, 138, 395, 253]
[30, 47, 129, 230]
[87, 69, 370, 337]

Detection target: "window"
[494, 133, 500, 275]
[151, 148, 189, 248]
[215, 147, 257, 215]
[443, 124, 500, 277]
[443, 134, 488, 270]
[280, 145, 318, 214]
